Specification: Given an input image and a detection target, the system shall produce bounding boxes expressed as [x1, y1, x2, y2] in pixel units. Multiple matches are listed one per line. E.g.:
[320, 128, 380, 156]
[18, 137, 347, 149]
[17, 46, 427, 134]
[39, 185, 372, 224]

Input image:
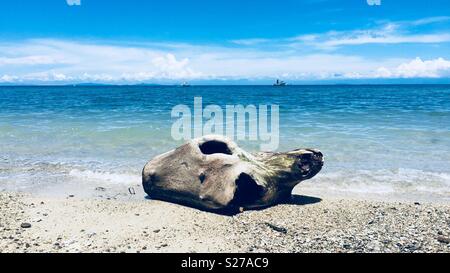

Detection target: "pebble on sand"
[265, 222, 287, 234]
[20, 223, 32, 229]
[437, 236, 450, 244]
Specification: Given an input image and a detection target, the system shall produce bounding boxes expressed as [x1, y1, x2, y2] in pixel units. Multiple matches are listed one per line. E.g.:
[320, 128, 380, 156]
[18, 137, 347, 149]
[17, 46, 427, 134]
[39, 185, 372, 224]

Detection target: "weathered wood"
[142, 135, 323, 212]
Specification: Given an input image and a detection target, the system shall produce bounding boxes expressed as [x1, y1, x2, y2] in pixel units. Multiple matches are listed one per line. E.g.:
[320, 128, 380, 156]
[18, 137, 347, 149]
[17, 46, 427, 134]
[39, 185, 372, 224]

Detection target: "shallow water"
[0, 85, 449, 202]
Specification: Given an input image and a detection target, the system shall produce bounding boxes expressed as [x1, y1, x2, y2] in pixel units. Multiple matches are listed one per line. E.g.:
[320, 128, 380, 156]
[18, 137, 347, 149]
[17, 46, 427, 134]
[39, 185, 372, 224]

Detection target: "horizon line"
[2, 83, 450, 87]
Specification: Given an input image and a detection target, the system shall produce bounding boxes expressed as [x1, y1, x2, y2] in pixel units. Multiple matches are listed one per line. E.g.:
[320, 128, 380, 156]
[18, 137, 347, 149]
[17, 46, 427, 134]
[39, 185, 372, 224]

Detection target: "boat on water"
[180, 81, 190, 87]
[273, 79, 287, 86]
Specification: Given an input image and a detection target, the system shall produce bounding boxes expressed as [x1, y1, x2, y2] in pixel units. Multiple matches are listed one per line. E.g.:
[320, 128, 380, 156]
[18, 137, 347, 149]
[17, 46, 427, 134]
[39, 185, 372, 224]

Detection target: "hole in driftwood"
[199, 140, 232, 155]
[199, 173, 206, 184]
[232, 173, 264, 206]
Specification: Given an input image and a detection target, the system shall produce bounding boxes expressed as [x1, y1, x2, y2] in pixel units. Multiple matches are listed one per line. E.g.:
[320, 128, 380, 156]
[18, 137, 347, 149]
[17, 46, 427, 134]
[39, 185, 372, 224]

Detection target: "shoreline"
[1, 192, 449, 253]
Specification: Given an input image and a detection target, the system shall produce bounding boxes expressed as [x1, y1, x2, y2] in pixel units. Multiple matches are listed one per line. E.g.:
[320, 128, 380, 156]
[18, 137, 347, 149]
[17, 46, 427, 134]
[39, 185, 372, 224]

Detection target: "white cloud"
[0, 55, 61, 65]
[0, 38, 449, 83]
[1, 16, 449, 83]
[375, 58, 450, 78]
[290, 22, 450, 50]
[230, 38, 271, 46]
[0, 39, 203, 83]
[0, 74, 19, 82]
[151, 53, 202, 79]
[2, 15, 449, 83]
[322, 33, 450, 48]
[188, 53, 386, 79]
[410, 16, 450, 26]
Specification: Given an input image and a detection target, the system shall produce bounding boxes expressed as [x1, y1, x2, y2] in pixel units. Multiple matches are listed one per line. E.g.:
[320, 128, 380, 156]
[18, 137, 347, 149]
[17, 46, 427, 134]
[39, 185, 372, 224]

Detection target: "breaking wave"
[68, 169, 141, 185]
[298, 168, 450, 202]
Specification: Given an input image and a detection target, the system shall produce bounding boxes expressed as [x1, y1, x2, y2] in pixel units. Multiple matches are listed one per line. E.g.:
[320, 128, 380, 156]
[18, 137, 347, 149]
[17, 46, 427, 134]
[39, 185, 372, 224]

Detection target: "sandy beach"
[1, 192, 449, 253]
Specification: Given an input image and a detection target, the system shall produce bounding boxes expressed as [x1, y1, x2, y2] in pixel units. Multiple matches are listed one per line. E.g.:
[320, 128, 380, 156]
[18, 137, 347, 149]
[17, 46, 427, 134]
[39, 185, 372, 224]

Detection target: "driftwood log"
[142, 135, 323, 212]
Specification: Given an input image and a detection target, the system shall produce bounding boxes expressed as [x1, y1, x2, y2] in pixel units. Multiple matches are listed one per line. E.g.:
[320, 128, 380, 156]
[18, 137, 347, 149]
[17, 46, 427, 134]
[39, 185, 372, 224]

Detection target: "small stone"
[20, 223, 32, 229]
[153, 229, 160, 233]
[437, 236, 450, 244]
[265, 222, 287, 234]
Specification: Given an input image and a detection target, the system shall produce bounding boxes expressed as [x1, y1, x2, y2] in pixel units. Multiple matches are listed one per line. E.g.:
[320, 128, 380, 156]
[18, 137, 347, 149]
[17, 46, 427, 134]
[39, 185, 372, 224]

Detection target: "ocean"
[0, 85, 449, 202]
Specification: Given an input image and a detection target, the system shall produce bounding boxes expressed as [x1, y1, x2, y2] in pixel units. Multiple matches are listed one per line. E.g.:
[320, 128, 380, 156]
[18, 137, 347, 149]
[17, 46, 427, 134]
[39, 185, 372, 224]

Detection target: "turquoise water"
[0, 85, 449, 201]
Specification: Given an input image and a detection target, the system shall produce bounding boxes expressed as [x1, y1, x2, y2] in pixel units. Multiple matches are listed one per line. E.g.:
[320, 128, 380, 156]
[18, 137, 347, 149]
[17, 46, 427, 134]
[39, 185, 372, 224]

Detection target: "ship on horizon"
[273, 79, 287, 86]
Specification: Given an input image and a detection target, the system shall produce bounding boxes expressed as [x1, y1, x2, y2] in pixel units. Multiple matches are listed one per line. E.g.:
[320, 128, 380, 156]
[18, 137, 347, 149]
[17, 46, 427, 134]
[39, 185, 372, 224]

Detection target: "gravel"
[1, 192, 449, 253]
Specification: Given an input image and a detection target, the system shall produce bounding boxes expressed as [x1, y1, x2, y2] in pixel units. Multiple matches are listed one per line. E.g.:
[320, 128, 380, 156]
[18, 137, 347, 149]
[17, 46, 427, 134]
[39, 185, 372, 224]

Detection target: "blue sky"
[1, 0, 450, 84]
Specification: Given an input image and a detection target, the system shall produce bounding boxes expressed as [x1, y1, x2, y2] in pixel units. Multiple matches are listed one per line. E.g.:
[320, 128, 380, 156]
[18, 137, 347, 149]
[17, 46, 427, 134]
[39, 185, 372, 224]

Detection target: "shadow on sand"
[283, 194, 322, 206]
[145, 194, 322, 216]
